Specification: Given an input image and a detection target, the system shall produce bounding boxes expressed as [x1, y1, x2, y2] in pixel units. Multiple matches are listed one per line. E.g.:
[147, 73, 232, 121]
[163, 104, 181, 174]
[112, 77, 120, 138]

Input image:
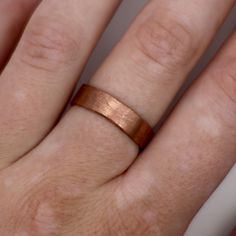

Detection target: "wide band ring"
[72, 84, 154, 150]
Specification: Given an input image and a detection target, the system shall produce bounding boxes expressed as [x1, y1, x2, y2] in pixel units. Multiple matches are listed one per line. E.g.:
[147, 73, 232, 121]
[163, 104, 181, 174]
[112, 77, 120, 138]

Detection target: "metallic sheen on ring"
[72, 84, 154, 150]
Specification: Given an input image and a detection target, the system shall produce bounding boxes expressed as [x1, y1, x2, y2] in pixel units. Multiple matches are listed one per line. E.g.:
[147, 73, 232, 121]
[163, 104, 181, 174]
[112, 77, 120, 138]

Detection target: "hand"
[0, 0, 236, 235]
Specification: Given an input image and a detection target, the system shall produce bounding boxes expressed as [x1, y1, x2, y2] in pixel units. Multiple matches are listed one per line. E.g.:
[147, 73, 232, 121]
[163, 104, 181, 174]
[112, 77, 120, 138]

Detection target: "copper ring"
[72, 84, 154, 150]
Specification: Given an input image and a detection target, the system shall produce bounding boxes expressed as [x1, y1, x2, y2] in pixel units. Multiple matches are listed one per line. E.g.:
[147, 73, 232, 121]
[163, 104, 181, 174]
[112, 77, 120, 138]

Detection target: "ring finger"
[31, 0, 235, 185]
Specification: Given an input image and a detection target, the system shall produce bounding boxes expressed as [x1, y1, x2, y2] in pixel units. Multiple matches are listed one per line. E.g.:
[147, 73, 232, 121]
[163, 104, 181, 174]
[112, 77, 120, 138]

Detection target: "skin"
[0, 0, 235, 235]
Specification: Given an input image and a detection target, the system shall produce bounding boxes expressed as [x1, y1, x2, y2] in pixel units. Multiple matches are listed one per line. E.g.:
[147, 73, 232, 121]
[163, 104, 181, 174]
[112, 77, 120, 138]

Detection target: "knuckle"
[134, 15, 196, 72]
[13, 177, 82, 236]
[113, 182, 163, 236]
[19, 17, 82, 72]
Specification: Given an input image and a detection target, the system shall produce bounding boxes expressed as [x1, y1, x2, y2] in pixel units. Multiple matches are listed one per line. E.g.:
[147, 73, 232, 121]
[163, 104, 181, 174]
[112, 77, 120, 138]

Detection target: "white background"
[79, 1, 236, 235]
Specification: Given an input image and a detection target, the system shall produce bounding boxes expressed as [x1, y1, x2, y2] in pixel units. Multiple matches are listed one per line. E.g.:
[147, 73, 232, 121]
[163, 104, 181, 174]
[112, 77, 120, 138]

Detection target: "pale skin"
[0, 0, 236, 235]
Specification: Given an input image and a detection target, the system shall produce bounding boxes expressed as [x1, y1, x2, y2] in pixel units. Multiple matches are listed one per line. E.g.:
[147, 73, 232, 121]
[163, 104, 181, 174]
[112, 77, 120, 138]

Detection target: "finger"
[38, 0, 235, 185]
[123, 30, 236, 235]
[0, 0, 40, 68]
[0, 0, 121, 169]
